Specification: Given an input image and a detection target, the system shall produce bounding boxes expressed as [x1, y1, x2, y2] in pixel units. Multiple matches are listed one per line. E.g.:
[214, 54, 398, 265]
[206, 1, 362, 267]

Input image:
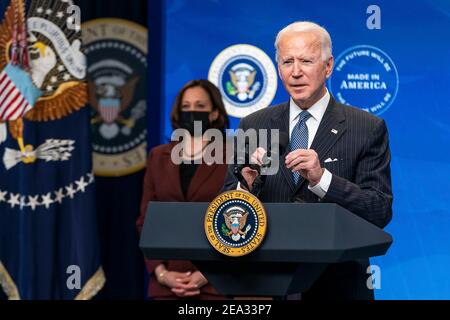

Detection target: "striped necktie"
[290, 111, 311, 184]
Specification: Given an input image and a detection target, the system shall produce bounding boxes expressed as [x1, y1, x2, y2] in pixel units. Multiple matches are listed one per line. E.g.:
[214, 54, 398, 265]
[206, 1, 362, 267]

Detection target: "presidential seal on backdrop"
[204, 190, 267, 257]
[328, 45, 399, 116]
[82, 18, 147, 177]
[208, 44, 277, 118]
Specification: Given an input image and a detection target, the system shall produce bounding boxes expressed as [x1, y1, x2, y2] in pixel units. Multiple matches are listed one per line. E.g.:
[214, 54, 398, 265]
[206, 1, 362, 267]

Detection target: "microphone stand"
[233, 163, 266, 198]
[251, 173, 266, 198]
[233, 164, 251, 192]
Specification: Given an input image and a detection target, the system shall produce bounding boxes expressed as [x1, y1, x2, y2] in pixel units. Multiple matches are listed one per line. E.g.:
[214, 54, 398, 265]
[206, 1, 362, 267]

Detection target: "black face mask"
[178, 111, 211, 136]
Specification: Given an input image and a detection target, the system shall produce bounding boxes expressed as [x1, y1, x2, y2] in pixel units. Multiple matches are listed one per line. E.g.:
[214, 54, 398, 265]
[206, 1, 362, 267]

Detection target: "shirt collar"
[289, 89, 330, 124]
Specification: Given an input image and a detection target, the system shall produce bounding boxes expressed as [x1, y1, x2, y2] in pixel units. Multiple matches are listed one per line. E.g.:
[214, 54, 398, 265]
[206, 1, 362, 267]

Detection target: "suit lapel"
[270, 102, 296, 193]
[294, 97, 347, 193]
[162, 144, 185, 200]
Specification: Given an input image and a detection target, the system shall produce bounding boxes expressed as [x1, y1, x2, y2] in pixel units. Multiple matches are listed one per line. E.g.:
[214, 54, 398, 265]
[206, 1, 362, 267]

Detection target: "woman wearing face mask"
[137, 80, 229, 300]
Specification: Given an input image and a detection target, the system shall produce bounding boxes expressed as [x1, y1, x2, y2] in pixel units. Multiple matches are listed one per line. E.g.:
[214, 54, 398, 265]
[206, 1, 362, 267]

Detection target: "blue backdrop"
[150, 0, 450, 299]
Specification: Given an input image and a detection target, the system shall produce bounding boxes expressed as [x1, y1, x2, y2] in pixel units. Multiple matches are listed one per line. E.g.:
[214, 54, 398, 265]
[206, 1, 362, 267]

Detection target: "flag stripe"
[7, 96, 27, 120]
[2, 91, 22, 120]
[0, 72, 9, 93]
[18, 99, 32, 118]
[0, 71, 7, 82]
[0, 82, 15, 106]
[0, 84, 17, 119]
[0, 78, 13, 103]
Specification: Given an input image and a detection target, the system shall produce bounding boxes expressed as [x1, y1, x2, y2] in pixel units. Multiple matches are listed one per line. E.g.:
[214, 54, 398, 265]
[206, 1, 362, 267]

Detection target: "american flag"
[0, 64, 36, 121]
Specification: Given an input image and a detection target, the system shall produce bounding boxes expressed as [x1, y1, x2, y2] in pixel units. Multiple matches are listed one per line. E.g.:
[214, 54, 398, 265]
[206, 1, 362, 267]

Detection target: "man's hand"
[285, 149, 324, 186]
[241, 147, 266, 190]
[170, 271, 208, 298]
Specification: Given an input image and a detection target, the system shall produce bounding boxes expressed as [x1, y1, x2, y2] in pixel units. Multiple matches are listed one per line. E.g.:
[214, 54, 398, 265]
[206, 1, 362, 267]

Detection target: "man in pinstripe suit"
[223, 21, 393, 299]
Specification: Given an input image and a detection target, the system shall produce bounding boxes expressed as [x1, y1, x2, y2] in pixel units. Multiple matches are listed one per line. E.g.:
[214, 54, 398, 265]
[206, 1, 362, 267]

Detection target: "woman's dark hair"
[170, 79, 229, 133]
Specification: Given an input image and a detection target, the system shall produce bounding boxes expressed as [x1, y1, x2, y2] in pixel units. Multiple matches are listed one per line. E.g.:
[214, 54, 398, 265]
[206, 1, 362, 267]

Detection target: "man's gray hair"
[274, 21, 332, 63]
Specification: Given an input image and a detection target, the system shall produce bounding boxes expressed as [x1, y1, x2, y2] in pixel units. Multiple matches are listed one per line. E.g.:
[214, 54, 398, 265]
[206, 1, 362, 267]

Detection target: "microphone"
[251, 132, 289, 197]
[233, 132, 289, 195]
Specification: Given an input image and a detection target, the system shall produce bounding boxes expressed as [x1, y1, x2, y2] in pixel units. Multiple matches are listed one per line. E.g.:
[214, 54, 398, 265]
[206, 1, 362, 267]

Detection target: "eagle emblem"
[0, 0, 87, 168]
[227, 63, 261, 102]
[88, 73, 140, 140]
[205, 190, 267, 257]
[222, 206, 252, 242]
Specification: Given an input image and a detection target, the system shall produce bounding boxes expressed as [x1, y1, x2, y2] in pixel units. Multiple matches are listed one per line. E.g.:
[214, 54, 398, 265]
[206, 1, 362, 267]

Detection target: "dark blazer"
[137, 142, 228, 299]
[223, 97, 393, 300]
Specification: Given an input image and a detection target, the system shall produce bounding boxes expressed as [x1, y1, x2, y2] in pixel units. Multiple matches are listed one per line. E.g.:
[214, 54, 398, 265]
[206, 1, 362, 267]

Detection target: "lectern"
[139, 202, 392, 296]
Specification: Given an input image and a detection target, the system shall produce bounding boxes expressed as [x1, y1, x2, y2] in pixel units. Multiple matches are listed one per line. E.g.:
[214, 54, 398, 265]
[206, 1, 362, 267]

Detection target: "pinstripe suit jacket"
[223, 97, 393, 299]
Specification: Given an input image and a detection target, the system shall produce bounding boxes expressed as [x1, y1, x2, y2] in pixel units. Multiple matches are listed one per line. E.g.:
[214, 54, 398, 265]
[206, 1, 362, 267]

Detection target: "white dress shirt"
[289, 90, 332, 199]
[237, 90, 333, 199]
